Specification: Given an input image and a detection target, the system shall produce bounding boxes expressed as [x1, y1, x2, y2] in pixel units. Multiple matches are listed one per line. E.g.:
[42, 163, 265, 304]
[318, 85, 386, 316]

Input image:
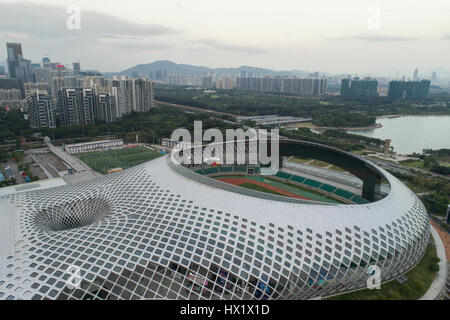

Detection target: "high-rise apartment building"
[236, 76, 327, 96]
[133, 79, 154, 112]
[58, 88, 119, 126]
[96, 94, 117, 123]
[388, 80, 431, 100]
[117, 78, 134, 116]
[27, 92, 56, 128]
[34, 68, 53, 88]
[63, 76, 80, 88]
[220, 76, 235, 90]
[201, 76, 213, 89]
[111, 77, 154, 116]
[24, 82, 50, 97]
[58, 88, 94, 126]
[340, 77, 378, 98]
[6, 43, 33, 83]
[81, 88, 96, 125]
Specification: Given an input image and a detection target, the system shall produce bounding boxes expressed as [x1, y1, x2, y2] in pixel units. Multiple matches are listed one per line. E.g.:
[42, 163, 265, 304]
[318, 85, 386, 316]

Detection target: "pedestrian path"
[420, 224, 448, 300]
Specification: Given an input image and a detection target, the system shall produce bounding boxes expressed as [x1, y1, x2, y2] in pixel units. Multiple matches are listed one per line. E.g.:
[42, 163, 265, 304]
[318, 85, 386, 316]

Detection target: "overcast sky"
[0, 0, 449, 76]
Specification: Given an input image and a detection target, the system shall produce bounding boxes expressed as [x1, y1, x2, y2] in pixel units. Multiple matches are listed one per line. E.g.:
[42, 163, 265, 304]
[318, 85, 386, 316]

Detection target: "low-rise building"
[64, 139, 124, 154]
[161, 138, 192, 149]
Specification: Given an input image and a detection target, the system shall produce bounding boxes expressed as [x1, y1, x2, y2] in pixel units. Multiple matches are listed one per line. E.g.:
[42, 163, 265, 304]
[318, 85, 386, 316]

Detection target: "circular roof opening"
[35, 198, 110, 232]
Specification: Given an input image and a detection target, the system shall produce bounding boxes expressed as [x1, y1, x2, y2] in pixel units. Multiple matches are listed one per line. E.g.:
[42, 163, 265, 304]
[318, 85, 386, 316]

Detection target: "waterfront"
[347, 115, 450, 155]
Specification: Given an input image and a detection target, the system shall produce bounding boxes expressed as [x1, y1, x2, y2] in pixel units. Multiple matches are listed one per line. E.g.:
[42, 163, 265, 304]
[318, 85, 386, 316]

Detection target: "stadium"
[0, 138, 430, 300]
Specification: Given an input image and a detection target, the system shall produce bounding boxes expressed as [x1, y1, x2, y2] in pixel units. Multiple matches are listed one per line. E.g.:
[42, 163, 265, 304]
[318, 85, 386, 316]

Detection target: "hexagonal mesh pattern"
[0, 157, 430, 300]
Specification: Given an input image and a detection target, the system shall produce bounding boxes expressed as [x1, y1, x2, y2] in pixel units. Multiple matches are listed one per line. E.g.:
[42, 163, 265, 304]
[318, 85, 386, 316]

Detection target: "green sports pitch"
[75, 146, 162, 174]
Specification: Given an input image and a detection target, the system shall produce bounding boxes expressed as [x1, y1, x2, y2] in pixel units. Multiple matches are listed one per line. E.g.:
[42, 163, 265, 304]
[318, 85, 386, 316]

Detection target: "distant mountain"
[103, 60, 312, 78]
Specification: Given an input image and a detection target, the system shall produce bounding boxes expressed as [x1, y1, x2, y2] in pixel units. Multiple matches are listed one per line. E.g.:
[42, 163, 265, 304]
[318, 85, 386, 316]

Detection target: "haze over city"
[0, 0, 450, 75]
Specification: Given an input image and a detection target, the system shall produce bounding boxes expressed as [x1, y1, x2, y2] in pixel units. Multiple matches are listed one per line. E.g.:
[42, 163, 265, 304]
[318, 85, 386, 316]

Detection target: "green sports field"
[212, 175, 345, 204]
[76, 146, 162, 174]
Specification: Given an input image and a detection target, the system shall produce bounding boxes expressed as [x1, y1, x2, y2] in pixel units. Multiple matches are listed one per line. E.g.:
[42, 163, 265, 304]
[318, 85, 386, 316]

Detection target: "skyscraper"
[431, 72, 437, 83]
[388, 80, 431, 100]
[27, 92, 56, 128]
[340, 78, 351, 96]
[73, 61, 81, 75]
[413, 68, 419, 81]
[6, 43, 33, 83]
[42, 56, 52, 68]
[340, 77, 378, 98]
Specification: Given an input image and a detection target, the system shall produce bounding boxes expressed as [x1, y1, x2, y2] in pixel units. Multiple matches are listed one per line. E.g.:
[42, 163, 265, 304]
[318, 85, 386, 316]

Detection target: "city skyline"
[0, 0, 449, 76]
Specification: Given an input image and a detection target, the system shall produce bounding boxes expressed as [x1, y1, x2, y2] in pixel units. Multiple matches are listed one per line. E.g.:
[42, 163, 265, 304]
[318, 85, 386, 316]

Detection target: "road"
[156, 101, 236, 117]
[363, 156, 450, 180]
[27, 150, 61, 178]
[46, 142, 96, 174]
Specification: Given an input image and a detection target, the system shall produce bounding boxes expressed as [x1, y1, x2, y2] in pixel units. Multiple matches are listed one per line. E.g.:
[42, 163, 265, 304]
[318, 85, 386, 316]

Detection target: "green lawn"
[213, 175, 346, 204]
[76, 146, 162, 174]
[289, 156, 311, 164]
[264, 177, 344, 204]
[329, 165, 348, 173]
[310, 160, 330, 168]
[328, 244, 439, 300]
[400, 159, 426, 170]
[238, 183, 286, 196]
[351, 150, 368, 156]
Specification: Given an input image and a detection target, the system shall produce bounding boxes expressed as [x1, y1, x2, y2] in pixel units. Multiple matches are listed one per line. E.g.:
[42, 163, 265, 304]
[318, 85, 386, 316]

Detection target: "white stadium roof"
[0, 141, 429, 300]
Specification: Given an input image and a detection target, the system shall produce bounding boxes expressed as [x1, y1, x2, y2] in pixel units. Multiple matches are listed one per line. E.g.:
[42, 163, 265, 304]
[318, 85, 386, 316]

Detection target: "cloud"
[0, 1, 182, 70]
[332, 34, 419, 42]
[0, 1, 177, 42]
[0, 2, 177, 37]
[442, 34, 450, 40]
[195, 39, 266, 54]
[351, 35, 419, 42]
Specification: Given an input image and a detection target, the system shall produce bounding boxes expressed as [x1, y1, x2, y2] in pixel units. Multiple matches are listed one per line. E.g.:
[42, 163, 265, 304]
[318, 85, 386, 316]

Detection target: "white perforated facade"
[0, 144, 429, 300]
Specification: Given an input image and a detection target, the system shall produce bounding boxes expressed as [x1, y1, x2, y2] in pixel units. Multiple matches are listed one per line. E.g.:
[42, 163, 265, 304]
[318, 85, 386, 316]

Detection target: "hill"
[103, 60, 312, 78]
